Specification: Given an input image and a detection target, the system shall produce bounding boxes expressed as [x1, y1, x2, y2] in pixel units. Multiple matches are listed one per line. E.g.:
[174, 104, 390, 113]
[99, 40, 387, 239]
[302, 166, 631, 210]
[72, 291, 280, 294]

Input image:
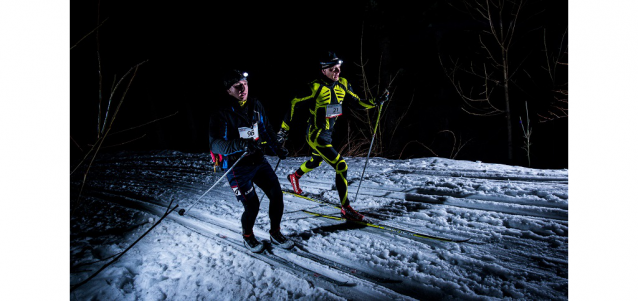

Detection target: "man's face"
[227, 80, 248, 101]
[322, 64, 341, 81]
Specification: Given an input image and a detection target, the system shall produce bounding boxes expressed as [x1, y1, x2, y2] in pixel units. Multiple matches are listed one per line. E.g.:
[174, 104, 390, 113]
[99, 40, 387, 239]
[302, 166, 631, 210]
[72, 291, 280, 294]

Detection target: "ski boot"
[243, 233, 265, 253]
[288, 172, 303, 195]
[341, 204, 365, 222]
[270, 229, 294, 250]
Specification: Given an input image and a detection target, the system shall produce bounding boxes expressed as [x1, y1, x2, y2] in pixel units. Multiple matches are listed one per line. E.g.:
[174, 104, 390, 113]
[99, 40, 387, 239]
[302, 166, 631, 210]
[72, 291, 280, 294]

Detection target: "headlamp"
[223, 69, 250, 90]
[320, 59, 343, 69]
[238, 71, 248, 81]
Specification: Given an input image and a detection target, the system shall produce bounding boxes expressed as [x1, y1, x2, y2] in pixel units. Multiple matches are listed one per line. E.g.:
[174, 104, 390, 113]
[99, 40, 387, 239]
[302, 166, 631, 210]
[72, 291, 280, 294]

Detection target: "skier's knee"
[336, 160, 348, 174]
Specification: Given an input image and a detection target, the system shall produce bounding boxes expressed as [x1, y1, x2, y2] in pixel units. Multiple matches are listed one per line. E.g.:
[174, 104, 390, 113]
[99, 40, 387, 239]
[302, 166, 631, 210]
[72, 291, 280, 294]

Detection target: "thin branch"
[71, 61, 147, 176]
[519, 101, 532, 166]
[72, 63, 146, 211]
[505, 0, 524, 50]
[97, 51, 103, 138]
[389, 89, 414, 147]
[70, 17, 109, 50]
[110, 111, 179, 135]
[377, 53, 383, 96]
[71, 136, 84, 152]
[439, 54, 502, 116]
[100, 134, 147, 149]
[399, 140, 438, 159]
[437, 130, 472, 159]
[479, 34, 498, 65]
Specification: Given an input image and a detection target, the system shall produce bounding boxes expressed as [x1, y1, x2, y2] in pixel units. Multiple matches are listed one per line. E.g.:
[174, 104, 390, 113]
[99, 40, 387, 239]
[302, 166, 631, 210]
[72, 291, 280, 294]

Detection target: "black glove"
[375, 89, 389, 106]
[240, 139, 260, 154]
[275, 146, 289, 160]
[276, 129, 288, 145]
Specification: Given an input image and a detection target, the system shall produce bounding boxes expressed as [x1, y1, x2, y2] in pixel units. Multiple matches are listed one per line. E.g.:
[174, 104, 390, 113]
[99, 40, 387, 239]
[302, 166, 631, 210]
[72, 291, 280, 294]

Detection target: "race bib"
[239, 122, 259, 140]
[326, 104, 342, 118]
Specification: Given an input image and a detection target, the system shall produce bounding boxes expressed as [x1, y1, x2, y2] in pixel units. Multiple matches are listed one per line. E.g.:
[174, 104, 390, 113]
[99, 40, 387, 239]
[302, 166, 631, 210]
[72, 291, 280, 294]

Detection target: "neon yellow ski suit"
[281, 77, 376, 206]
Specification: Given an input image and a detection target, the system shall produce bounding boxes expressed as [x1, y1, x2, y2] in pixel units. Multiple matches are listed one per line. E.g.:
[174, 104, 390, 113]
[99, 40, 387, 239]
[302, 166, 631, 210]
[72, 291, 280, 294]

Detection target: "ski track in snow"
[71, 150, 568, 300]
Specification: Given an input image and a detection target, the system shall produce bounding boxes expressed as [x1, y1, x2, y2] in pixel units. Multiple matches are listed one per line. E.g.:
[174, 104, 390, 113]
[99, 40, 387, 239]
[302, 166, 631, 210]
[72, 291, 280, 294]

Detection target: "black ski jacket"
[209, 96, 281, 169]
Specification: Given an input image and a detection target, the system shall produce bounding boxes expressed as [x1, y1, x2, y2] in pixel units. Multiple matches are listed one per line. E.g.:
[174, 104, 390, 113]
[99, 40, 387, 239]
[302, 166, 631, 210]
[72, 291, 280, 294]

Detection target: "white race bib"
[326, 104, 342, 118]
[239, 122, 259, 140]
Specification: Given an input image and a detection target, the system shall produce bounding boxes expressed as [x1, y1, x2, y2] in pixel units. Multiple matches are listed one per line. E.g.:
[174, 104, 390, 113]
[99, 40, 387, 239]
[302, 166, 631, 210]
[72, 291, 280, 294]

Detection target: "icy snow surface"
[71, 150, 568, 300]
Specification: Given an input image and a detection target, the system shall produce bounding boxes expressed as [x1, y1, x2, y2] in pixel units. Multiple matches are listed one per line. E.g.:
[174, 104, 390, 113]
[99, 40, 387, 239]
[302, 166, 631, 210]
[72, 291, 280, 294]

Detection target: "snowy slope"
[70, 150, 568, 300]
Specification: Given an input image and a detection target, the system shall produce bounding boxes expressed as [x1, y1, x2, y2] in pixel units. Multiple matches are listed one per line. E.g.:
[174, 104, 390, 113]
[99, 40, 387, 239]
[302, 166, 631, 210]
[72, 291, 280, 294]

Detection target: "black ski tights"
[226, 158, 284, 235]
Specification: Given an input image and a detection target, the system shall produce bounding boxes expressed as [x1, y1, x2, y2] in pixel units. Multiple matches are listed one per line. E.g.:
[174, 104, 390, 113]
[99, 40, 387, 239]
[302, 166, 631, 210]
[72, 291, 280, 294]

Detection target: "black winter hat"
[319, 51, 343, 69]
[221, 69, 249, 90]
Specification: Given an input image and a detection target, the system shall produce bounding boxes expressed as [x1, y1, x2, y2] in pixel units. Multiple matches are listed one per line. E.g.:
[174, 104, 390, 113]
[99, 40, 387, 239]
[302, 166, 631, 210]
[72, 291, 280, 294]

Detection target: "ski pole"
[353, 90, 388, 203]
[258, 158, 281, 204]
[178, 150, 249, 216]
[258, 139, 286, 204]
[271, 157, 282, 176]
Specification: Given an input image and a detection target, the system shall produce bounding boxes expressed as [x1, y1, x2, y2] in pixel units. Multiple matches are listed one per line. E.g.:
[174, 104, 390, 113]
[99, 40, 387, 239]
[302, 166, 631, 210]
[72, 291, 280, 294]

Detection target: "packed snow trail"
[71, 150, 568, 300]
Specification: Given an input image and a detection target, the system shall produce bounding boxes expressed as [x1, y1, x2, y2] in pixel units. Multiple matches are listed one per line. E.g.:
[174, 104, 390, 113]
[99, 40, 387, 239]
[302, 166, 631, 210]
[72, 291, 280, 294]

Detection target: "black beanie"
[222, 69, 248, 90]
[319, 51, 343, 69]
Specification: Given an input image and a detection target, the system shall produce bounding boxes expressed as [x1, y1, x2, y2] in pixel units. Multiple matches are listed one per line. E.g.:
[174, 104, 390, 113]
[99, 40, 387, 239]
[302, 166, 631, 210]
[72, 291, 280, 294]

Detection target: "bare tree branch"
[72, 61, 147, 176]
[110, 111, 179, 136]
[399, 140, 438, 159]
[70, 17, 109, 50]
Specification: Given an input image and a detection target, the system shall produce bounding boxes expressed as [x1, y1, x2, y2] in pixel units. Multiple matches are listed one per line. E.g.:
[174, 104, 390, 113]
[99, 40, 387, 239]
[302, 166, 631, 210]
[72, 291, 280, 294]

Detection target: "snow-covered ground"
[69, 150, 569, 300]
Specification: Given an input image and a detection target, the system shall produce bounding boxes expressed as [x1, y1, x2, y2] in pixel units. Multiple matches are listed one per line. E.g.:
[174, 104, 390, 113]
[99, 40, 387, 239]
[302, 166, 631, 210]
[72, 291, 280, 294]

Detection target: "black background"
[71, 0, 568, 168]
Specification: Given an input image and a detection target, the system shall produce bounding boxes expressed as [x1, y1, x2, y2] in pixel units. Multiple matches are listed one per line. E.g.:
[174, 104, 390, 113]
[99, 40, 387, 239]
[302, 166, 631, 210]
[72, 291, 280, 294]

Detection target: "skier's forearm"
[210, 138, 244, 155]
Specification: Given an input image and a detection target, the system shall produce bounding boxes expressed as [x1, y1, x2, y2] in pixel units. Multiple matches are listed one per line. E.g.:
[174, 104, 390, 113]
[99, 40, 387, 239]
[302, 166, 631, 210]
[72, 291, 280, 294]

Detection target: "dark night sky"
[71, 0, 569, 168]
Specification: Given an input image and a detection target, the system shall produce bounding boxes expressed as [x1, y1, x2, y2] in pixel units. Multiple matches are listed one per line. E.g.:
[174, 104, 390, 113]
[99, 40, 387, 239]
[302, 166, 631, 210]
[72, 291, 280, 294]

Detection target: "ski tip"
[338, 281, 357, 287]
[444, 237, 472, 243]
